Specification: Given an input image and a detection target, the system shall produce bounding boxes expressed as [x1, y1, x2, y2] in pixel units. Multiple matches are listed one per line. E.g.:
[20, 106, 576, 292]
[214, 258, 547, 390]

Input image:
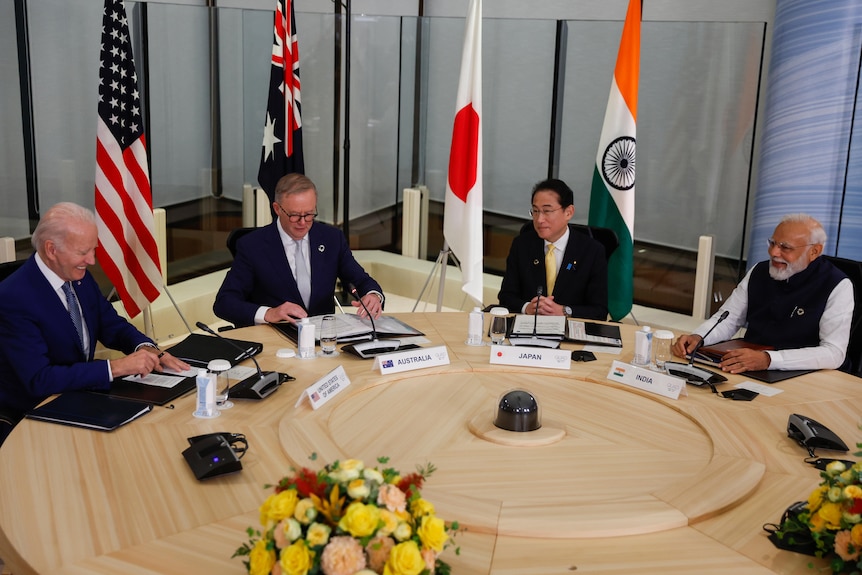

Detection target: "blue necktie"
[294, 239, 311, 308]
[62, 282, 86, 355]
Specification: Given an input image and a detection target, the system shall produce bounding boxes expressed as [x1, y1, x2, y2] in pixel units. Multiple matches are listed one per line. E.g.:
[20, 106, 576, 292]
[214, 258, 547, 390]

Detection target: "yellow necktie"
[545, 244, 557, 296]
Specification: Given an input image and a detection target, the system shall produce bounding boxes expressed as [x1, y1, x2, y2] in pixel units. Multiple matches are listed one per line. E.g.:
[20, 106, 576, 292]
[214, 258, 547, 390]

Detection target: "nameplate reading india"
[295, 365, 352, 410]
[606, 360, 686, 400]
[489, 345, 571, 370]
[375, 345, 450, 375]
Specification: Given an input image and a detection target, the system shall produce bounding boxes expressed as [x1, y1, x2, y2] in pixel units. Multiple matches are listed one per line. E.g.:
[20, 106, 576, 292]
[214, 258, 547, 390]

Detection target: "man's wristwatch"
[564, 306, 572, 317]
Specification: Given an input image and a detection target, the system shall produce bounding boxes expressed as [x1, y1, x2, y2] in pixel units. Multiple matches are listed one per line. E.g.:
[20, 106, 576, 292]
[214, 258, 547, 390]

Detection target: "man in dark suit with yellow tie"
[498, 179, 608, 320]
[0, 202, 188, 446]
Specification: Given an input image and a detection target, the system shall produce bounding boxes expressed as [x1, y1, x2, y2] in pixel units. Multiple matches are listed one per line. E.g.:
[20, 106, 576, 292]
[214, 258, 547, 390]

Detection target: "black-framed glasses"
[767, 238, 814, 253]
[529, 206, 563, 219]
[277, 203, 317, 223]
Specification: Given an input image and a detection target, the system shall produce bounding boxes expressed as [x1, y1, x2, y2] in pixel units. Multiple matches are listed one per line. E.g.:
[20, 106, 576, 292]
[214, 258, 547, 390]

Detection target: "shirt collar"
[34, 252, 68, 293]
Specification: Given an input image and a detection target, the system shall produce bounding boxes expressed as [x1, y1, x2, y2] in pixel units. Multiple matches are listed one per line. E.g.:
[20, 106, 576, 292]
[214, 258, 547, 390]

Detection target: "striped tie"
[62, 282, 86, 355]
[294, 239, 311, 307]
[545, 244, 557, 296]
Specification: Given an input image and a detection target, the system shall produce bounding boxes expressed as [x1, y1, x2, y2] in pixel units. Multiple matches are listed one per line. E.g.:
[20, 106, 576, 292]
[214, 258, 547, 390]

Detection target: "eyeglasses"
[767, 238, 815, 253]
[529, 207, 563, 219]
[277, 203, 318, 223]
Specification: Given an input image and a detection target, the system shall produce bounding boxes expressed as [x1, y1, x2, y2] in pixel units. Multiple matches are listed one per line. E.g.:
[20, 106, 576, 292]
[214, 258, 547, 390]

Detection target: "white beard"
[768, 257, 808, 281]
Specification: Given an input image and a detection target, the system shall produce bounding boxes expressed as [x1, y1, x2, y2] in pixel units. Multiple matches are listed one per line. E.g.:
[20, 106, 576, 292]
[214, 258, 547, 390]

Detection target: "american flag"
[258, 0, 305, 203]
[94, 0, 161, 318]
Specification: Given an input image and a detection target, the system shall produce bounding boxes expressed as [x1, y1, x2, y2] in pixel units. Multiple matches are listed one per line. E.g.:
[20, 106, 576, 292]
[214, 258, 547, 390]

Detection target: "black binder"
[26, 391, 152, 431]
[164, 333, 263, 368]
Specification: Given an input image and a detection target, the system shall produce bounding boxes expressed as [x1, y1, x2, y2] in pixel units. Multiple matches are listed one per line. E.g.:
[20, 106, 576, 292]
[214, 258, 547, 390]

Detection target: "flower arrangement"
[770, 459, 862, 574]
[234, 455, 459, 575]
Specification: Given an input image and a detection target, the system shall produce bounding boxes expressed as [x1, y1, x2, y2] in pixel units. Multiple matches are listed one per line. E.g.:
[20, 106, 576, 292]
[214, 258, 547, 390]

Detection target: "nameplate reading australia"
[375, 345, 450, 375]
[295, 365, 352, 410]
[606, 360, 686, 400]
[489, 345, 571, 370]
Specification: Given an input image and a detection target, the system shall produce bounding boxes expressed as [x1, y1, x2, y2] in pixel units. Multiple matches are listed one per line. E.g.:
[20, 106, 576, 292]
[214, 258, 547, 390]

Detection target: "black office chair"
[226, 227, 258, 258]
[823, 255, 862, 377]
[0, 259, 25, 282]
[518, 222, 619, 261]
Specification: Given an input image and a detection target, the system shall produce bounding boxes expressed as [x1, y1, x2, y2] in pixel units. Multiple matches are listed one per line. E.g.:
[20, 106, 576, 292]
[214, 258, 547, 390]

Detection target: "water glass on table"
[653, 330, 674, 370]
[319, 314, 338, 356]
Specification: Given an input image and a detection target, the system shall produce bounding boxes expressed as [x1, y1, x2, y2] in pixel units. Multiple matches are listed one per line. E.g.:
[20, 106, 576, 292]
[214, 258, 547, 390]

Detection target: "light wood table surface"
[1, 312, 861, 574]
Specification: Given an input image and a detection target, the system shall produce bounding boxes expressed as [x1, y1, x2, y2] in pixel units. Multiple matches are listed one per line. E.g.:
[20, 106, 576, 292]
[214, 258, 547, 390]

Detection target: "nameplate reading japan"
[295, 365, 352, 410]
[375, 345, 450, 375]
[489, 345, 571, 370]
[606, 360, 686, 400]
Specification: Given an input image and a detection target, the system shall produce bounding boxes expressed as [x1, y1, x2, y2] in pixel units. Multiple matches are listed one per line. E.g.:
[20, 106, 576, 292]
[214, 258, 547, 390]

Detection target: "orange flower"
[835, 529, 861, 561]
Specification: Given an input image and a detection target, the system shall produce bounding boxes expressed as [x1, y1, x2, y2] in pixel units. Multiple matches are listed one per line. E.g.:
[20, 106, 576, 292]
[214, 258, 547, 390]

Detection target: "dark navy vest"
[745, 258, 846, 349]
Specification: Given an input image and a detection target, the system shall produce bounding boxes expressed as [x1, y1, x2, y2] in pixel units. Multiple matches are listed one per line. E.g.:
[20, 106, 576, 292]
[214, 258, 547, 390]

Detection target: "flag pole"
[436, 241, 450, 312]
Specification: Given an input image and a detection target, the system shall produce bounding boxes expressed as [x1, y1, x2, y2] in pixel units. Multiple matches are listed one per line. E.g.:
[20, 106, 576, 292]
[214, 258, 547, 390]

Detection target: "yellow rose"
[339, 501, 381, 538]
[294, 498, 318, 524]
[348, 478, 371, 500]
[279, 540, 314, 575]
[846, 485, 862, 500]
[809, 485, 828, 511]
[810, 512, 827, 532]
[819, 502, 844, 529]
[851, 523, 862, 546]
[379, 509, 400, 536]
[383, 540, 426, 575]
[306, 522, 332, 547]
[410, 498, 435, 517]
[261, 489, 299, 527]
[248, 538, 276, 575]
[417, 515, 448, 553]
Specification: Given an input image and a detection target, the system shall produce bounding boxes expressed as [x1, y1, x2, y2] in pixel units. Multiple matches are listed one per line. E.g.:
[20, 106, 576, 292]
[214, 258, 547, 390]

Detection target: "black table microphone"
[688, 310, 730, 365]
[195, 321, 282, 399]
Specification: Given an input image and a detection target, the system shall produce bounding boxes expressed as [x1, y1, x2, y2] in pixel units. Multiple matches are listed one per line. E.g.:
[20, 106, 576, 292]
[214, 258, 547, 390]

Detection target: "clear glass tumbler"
[208, 358, 234, 409]
[653, 330, 675, 370]
[489, 307, 509, 345]
[319, 314, 338, 356]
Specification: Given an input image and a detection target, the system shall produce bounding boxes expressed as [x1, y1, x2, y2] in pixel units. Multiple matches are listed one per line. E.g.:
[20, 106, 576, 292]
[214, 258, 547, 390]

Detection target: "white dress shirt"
[694, 264, 854, 370]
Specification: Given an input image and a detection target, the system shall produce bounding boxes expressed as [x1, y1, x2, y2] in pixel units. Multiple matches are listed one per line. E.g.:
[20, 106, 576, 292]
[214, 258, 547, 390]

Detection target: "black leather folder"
[164, 333, 263, 368]
[26, 391, 152, 431]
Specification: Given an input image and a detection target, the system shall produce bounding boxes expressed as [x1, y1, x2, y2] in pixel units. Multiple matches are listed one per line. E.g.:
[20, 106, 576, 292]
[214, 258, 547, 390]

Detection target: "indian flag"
[588, 0, 640, 321]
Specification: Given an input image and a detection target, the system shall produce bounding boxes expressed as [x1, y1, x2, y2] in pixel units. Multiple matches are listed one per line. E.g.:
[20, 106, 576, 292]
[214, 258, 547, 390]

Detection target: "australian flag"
[258, 0, 304, 203]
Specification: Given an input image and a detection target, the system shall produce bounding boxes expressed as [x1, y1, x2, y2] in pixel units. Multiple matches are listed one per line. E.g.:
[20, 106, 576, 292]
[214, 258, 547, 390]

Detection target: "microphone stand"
[195, 321, 283, 399]
[664, 310, 730, 389]
[347, 284, 400, 357]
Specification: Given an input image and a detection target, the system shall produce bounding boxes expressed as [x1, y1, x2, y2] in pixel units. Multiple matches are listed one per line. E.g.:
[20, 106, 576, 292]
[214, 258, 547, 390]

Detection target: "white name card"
[374, 345, 450, 375]
[295, 365, 352, 410]
[606, 360, 686, 400]
[489, 345, 571, 370]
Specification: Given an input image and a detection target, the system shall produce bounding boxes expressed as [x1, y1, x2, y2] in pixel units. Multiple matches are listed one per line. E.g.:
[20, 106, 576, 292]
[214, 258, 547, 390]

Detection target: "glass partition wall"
[0, 0, 768, 316]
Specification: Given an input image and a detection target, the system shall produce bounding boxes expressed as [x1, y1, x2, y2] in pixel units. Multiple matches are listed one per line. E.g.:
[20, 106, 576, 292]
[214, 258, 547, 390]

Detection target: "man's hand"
[156, 352, 190, 373]
[352, 293, 383, 319]
[719, 349, 771, 373]
[110, 349, 163, 378]
[527, 295, 566, 316]
[672, 334, 703, 358]
[264, 301, 308, 324]
[111, 348, 192, 378]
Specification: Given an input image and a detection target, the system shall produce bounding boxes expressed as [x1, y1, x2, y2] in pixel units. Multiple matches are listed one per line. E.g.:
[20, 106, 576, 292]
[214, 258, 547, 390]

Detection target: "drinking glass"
[319, 314, 338, 356]
[489, 307, 509, 345]
[209, 359, 234, 409]
[653, 330, 674, 370]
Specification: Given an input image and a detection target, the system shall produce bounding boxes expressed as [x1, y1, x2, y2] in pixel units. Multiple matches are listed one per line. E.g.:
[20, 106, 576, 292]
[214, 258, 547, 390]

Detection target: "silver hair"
[779, 213, 827, 245]
[31, 202, 97, 252]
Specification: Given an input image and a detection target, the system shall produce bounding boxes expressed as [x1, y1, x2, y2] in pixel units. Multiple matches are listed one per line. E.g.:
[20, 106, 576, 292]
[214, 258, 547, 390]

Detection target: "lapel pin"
[533, 259, 539, 265]
[318, 245, 325, 253]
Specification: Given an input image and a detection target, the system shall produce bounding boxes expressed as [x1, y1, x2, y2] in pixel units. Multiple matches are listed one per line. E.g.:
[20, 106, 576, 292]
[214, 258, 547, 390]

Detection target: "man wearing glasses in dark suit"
[498, 179, 609, 321]
[214, 173, 384, 328]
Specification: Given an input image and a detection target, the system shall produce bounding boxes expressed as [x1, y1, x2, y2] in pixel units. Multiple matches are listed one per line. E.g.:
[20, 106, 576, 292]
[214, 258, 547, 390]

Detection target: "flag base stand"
[412, 243, 462, 313]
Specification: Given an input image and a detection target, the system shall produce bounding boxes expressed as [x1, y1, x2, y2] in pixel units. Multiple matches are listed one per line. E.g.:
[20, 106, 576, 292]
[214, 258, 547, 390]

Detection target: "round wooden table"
[1, 312, 859, 574]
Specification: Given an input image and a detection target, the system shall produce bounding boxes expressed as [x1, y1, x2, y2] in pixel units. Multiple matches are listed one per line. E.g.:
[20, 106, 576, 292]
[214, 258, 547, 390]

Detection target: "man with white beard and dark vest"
[673, 214, 853, 374]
